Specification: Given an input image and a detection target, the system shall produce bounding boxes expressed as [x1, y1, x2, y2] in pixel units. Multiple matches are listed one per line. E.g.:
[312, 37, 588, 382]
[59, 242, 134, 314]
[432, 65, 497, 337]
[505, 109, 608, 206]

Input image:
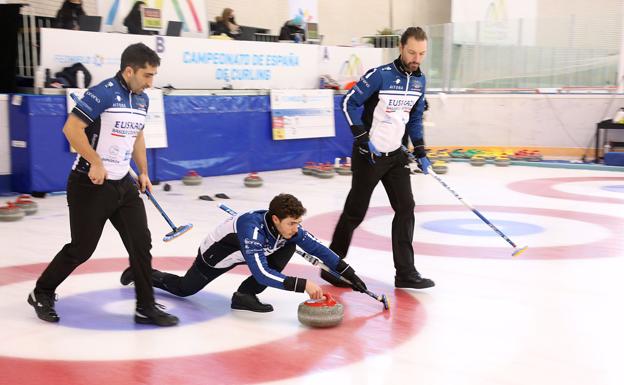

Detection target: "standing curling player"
[323, 27, 435, 290]
[27, 43, 178, 326]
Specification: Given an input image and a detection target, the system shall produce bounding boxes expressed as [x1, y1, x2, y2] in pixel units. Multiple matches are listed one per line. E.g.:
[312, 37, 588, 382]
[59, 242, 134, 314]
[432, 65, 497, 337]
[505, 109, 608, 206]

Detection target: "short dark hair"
[120, 43, 160, 71]
[268, 194, 306, 220]
[400, 27, 427, 45]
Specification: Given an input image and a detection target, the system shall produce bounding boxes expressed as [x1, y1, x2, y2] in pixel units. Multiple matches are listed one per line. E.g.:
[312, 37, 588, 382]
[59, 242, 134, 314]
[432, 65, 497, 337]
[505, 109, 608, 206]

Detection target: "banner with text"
[40, 28, 320, 89]
[271, 89, 335, 140]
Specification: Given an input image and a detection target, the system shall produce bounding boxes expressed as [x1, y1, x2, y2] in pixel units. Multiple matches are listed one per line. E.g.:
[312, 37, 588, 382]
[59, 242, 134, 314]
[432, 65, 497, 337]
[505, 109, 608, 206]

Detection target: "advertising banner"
[40, 28, 320, 89]
[270, 89, 335, 140]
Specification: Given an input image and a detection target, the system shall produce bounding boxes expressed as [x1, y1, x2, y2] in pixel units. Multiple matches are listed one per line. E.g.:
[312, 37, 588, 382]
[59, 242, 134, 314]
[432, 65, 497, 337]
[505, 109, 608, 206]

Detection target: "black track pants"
[35, 171, 155, 307]
[157, 243, 296, 297]
[330, 147, 417, 277]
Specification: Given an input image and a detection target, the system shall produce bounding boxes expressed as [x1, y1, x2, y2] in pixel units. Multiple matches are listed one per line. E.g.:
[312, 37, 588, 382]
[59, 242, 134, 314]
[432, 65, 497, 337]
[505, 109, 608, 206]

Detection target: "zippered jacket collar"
[393, 56, 422, 77]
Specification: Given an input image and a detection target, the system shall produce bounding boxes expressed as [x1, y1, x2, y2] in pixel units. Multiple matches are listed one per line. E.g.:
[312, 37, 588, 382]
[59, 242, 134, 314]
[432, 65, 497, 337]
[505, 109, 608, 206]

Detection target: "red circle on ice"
[0, 257, 424, 385]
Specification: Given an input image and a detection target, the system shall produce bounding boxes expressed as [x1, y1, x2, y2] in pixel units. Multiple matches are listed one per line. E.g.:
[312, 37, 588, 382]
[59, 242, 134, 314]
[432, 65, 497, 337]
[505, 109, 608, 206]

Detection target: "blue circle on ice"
[602, 185, 624, 193]
[56, 287, 229, 330]
[421, 219, 543, 236]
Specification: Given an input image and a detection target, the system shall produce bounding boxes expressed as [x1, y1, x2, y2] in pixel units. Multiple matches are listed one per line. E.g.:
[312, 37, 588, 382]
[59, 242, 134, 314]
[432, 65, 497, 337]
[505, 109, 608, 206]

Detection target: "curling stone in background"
[0, 202, 25, 222]
[431, 160, 448, 174]
[315, 163, 335, 179]
[244, 173, 263, 187]
[297, 293, 344, 328]
[334, 157, 352, 176]
[470, 155, 486, 166]
[436, 150, 451, 162]
[182, 170, 202, 186]
[450, 149, 465, 159]
[14, 194, 38, 215]
[494, 156, 511, 167]
[301, 162, 317, 176]
[482, 151, 497, 161]
[526, 150, 543, 162]
[464, 149, 480, 159]
[336, 164, 352, 175]
[163, 183, 171, 192]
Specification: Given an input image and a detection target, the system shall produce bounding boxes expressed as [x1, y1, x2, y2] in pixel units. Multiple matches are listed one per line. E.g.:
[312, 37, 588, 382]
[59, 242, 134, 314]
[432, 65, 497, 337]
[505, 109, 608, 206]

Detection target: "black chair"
[254, 33, 278, 42]
[78, 15, 101, 32]
[165, 21, 182, 36]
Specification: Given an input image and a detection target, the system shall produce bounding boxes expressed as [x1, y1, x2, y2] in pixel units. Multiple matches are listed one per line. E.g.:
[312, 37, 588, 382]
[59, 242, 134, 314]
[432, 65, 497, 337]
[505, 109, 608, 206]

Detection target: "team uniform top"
[71, 72, 149, 180]
[342, 57, 427, 152]
[198, 210, 342, 292]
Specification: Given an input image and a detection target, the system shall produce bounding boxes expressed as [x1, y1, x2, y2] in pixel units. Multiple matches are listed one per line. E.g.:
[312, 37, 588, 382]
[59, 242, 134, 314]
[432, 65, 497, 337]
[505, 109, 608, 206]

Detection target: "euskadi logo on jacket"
[384, 97, 416, 113]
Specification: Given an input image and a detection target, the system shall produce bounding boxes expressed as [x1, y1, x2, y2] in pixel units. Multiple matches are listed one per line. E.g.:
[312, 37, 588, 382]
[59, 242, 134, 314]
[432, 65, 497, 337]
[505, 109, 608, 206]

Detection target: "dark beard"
[400, 58, 418, 73]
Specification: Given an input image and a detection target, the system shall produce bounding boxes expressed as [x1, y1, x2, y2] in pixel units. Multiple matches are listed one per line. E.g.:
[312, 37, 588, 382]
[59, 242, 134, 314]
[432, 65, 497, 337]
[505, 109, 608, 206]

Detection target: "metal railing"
[421, 14, 622, 91]
[16, 7, 55, 79]
[361, 34, 400, 48]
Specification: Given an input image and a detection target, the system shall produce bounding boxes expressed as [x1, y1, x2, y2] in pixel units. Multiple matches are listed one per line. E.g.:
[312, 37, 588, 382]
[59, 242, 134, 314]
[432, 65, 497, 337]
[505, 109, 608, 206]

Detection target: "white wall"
[204, 0, 451, 46]
[425, 94, 624, 152]
[537, 0, 623, 18]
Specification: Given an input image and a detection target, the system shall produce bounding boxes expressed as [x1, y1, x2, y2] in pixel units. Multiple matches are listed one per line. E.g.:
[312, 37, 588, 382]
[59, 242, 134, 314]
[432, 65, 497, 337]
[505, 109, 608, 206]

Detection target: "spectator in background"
[279, 15, 306, 42]
[124, 1, 152, 35]
[213, 8, 240, 39]
[55, 0, 85, 30]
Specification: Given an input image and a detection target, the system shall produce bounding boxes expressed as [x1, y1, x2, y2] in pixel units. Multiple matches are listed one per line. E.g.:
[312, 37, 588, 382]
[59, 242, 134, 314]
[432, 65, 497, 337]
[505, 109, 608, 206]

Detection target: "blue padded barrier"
[156, 95, 353, 180]
[9, 94, 355, 192]
[9, 95, 78, 192]
[604, 152, 624, 166]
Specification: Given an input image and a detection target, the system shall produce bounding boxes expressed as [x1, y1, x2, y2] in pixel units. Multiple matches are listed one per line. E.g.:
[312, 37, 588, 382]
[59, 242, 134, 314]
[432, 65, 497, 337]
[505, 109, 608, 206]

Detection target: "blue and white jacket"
[197, 210, 342, 292]
[342, 57, 427, 152]
[71, 72, 149, 180]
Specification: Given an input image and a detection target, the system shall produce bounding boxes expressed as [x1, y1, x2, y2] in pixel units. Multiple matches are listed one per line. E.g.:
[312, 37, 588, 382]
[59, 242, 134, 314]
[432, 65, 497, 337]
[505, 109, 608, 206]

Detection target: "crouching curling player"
[120, 193, 368, 312]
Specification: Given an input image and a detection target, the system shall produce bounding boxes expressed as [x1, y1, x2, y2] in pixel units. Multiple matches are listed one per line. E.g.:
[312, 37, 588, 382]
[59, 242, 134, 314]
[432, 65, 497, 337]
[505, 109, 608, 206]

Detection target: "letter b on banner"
[155, 36, 165, 53]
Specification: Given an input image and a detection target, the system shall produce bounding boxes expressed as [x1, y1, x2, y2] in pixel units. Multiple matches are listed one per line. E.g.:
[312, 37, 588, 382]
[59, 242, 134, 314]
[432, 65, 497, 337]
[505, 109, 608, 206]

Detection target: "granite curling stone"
[0, 202, 25, 222]
[14, 194, 38, 215]
[297, 293, 344, 328]
[244, 173, 263, 187]
[182, 170, 202, 186]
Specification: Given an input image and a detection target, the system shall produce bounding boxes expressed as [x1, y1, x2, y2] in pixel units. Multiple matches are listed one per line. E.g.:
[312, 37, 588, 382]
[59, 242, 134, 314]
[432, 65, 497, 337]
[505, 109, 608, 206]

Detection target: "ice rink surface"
[1, 163, 623, 385]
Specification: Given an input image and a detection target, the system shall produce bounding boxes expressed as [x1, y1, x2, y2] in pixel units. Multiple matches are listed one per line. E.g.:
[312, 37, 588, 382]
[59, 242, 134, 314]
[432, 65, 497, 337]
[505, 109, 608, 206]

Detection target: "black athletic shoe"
[320, 269, 350, 288]
[120, 267, 166, 289]
[120, 266, 133, 286]
[27, 290, 59, 323]
[231, 291, 273, 313]
[151, 269, 169, 290]
[135, 303, 179, 326]
[395, 272, 435, 289]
